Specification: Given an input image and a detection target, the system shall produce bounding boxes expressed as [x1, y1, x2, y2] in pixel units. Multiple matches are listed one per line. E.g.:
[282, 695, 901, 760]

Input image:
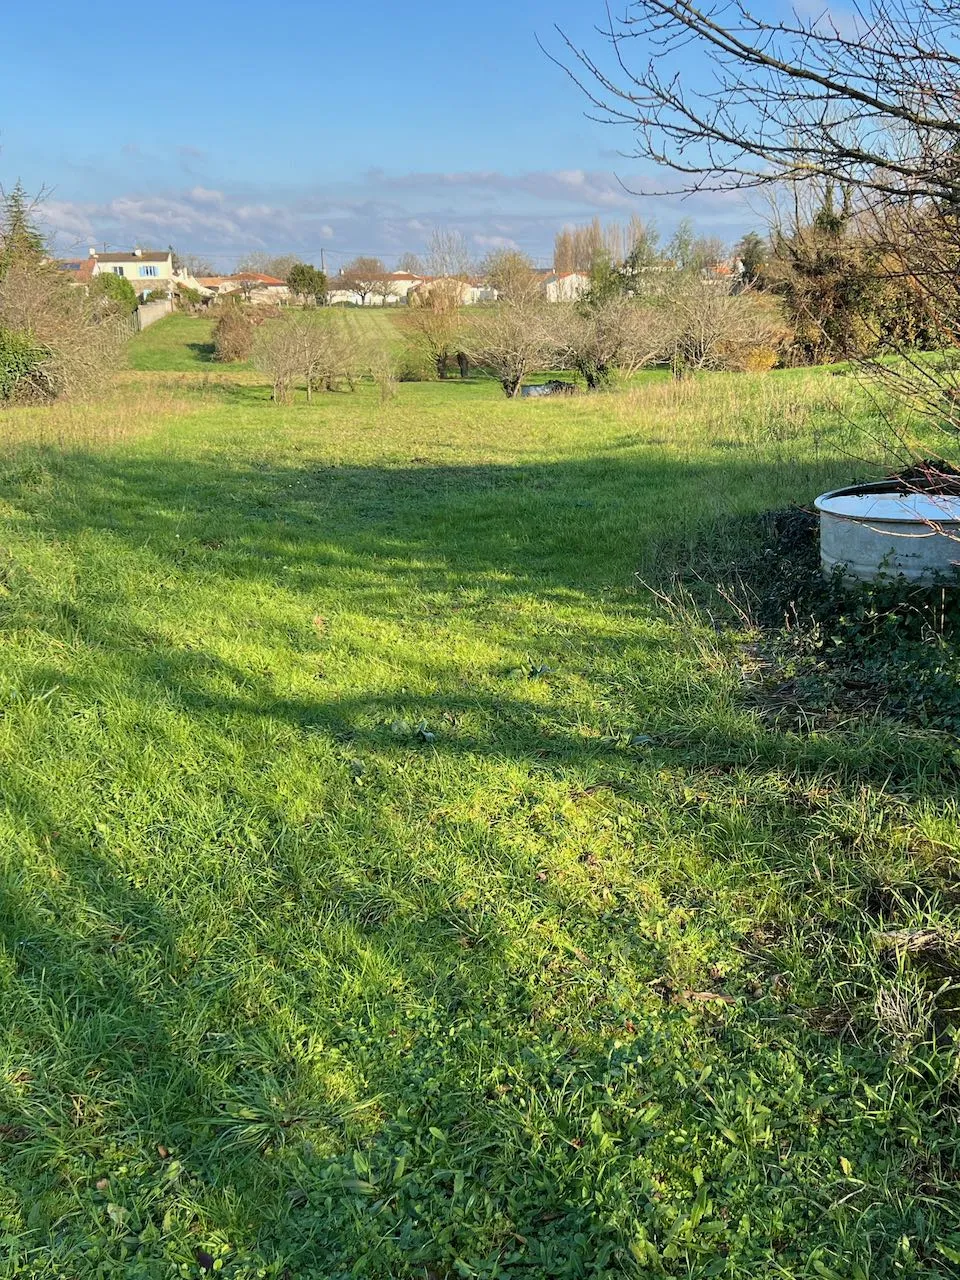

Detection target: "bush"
[0, 326, 47, 401]
[90, 271, 138, 315]
[213, 303, 256, 362]
[739, 345, 780, 373]
[395, 342, 437, 382]
[0, 258, 122, 403]
[663, 281, 791, 375]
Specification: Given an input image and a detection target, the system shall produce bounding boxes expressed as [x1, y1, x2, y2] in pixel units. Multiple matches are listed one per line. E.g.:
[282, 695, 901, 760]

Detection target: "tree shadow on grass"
[2, 442, 958, 1272]
[186, 341, 216, 363]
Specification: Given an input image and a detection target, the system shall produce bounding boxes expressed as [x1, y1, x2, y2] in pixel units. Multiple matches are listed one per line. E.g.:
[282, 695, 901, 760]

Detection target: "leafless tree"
[550, 3, 960, 204]
[663, 278, 791, 375]
[463, 255, 555, 396]
[254, 313, 385, 402]
[336, 256, 387, 306]
[427, 229, 474, 280]
[550, 1, 960, 472]
[397, 252, 425, 275]
[463, 304, 556, 397]
[368, 276, 399, 307]
[554, 215, 659, 274]
[171, 250, 216, 278]
[237, 252, 300, 279]
[557, 296, 666, 388]
[400, 277, 463, 378]
[481, 249, 542, 304]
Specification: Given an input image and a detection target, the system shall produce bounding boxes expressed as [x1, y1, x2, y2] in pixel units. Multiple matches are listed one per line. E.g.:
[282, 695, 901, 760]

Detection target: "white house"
[88, 248, 176, 299]
[328, 271, 426, 306]
[541, 272, 591, 302]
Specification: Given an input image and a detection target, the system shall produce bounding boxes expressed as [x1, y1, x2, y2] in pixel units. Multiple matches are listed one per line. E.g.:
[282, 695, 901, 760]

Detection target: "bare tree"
[463, 257, 555, 396]
[464, 304, 556, 397]
[237, 252, 300, 279]
[368, 276, 399, 307]
[482, 249, 542, 304]
[427, 229, 474, 280]
[336, 256, 386, 306]
[169, 248, 216, 278]
[397, 252, 425, 275]
[558, 296, 665, 388]
[254, 313, 379, 402]
[551, 1, 960, 476]
[663, 278, 791, 376]
[400, 277, 463, 378]
[551, 3, 960, 204]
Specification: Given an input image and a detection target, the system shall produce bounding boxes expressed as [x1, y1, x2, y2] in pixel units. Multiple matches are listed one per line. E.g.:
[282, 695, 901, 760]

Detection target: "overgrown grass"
[1, 350, 959, 1279]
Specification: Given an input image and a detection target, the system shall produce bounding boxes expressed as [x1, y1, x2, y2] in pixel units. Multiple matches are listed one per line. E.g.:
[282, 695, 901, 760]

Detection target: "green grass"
[127, 309, 404, 373]
[0, 349, 959, 1278]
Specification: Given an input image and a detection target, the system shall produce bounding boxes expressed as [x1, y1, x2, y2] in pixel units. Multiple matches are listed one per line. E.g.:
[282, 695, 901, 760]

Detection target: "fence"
[135, 298, 174, 331]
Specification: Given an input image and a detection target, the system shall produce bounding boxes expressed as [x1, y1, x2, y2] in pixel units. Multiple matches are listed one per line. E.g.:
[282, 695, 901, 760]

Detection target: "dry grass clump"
[616, 368, 875, 454]
[0, 377, 199, 453]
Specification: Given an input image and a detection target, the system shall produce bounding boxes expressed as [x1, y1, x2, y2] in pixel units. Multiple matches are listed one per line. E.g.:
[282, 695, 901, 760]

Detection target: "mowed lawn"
[1, 316, 959, 1278]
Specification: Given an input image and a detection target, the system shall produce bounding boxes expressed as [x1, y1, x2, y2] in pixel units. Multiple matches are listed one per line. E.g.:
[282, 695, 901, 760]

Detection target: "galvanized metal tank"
[815, 483, 960, 582]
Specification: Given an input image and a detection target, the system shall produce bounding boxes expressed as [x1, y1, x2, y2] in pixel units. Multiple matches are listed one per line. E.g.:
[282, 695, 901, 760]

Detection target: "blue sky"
[1, 0, 755, 268]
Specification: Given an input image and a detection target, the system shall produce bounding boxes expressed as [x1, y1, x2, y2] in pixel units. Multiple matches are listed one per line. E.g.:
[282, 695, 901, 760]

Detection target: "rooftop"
[91, 250, 171, 264]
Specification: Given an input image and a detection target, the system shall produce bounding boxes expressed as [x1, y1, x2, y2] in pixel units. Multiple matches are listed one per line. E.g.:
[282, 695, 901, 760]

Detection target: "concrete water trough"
[815, 480, 960, 583]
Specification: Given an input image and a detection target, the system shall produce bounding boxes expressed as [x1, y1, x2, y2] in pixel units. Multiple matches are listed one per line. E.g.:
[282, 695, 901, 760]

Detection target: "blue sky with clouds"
[1, 0, 756, 268]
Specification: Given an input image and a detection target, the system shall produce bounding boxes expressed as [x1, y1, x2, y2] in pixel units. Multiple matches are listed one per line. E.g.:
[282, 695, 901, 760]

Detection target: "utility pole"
[320, 247, 326, 274]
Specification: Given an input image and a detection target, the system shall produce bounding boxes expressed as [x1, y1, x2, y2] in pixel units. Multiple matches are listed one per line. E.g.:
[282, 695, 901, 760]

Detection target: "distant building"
[403, 276, 496, 307]
[541, 272, 591, 302]
[70, 248, 176, 299]
[196, 272, 289, 303]
[328, 271, 426, 306]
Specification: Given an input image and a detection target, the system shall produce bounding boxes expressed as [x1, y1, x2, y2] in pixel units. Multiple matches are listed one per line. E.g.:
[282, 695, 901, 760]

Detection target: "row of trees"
[241, 245, 788, 403]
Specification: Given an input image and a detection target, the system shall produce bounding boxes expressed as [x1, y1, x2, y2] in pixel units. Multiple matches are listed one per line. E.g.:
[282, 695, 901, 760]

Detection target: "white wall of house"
[542, 272, 590, 302]
[91, 251, 175, 297]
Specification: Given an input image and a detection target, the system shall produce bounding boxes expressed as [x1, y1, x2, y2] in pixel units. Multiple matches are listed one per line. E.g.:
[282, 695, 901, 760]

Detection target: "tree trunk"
[457, 351, 469, 378]
[436, 353, 449, 379]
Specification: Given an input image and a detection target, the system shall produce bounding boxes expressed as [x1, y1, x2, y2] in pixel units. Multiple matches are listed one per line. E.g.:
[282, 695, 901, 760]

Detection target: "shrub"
[663, 281, 791, 375]
[253, 314, 390, 402]
[90, 271, 138, 315]
[176, 283, 202, 307]
[0, 258, 122, 402]
[395, 342, 437, 382]
[0, 326, 47, 401]
[213, 303, 256, 362]
[740, 345, 780, 373]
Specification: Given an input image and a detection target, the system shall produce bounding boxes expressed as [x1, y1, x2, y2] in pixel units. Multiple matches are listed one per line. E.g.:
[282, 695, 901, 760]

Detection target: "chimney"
[133, 247, 143, 257]
[88, 247, 97, 258]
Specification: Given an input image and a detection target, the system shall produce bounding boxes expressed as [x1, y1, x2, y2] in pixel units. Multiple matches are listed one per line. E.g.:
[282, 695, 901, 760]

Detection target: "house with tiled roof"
[57, 248, 176, 299]
[197, 272, 289, 302]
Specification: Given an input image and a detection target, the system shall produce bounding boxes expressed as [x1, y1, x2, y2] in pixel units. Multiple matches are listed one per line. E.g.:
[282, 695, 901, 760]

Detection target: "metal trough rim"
[815, 481, 960, 527]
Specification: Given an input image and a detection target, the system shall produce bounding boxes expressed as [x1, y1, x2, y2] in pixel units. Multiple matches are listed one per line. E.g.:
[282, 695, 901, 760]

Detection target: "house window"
[139, 265, 158, 277]
[112, 266, 124, 276]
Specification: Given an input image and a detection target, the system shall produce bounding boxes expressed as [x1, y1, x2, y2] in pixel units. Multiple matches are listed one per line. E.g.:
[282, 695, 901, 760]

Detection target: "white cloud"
[36, 168, 751, 269]
[472, 233, 520, 250]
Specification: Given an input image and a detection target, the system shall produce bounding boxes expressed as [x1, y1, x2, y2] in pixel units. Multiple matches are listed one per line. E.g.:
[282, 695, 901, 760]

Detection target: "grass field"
[127, 310, 403, 374]
[1, 315, 959, 1278]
